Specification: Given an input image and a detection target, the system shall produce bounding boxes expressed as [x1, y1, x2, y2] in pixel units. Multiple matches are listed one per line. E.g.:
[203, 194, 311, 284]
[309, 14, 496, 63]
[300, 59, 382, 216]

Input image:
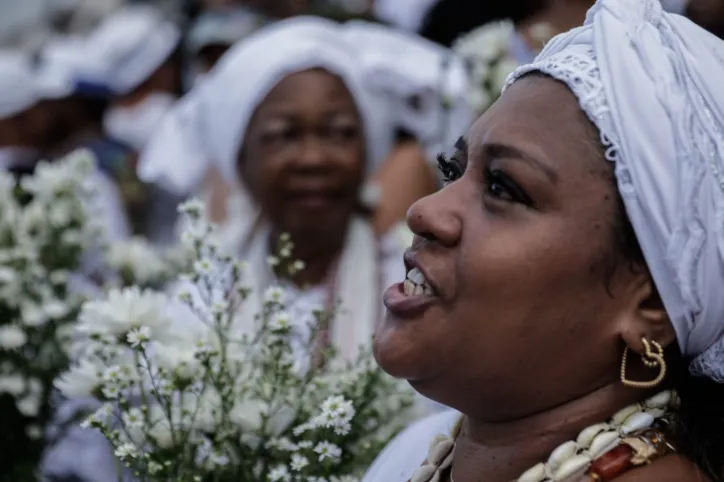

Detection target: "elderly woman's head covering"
[506, 0, 724, 381]
[138, 16, 396, 195]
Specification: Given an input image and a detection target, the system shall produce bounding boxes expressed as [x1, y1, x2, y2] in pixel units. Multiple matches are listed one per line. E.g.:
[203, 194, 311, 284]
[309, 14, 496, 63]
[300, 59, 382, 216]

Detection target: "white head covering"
[187, 7, 266, 54]
[80, 5, 180, 95]
[373, 0, 440, 32]
[506, 0, 724, 380]
[0, 50, 72, 120]
[139, 16, 395, 195]
[341, 21, 474, 163]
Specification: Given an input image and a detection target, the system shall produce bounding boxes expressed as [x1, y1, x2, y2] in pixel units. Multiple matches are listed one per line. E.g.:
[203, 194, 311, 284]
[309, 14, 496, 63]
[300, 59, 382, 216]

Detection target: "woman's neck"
[451, 382, 646, 482]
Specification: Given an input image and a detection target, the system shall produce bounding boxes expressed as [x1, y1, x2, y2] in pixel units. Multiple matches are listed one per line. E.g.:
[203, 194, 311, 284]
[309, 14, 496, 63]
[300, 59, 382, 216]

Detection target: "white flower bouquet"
[453, 20, 521, 113]
[106, 236, 193, 289]
[56, 200, 414, 482]
[0, 150, 100, 479]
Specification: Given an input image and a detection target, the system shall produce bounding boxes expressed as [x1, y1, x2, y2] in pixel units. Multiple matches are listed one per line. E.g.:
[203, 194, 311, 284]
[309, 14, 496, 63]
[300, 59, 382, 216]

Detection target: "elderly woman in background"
[43, 18, 436, 481]
[142, 17, 408, 362]
[366, 1, 724, 481]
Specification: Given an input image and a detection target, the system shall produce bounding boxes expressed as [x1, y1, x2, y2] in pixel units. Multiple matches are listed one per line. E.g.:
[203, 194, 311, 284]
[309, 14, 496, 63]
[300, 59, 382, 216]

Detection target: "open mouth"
[403, 267, 435, 297]
[383, 253, 440, 319]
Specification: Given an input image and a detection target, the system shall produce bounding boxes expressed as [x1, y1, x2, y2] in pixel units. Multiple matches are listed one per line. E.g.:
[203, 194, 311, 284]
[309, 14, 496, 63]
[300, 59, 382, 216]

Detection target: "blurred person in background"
[184, 6, 269, 223]
[84, 5, 182, 152]
[185, 6, 268, 89]
[34, 36, 136, 241]
[82, 4, 185, 244]
[0, 51, 70, 178]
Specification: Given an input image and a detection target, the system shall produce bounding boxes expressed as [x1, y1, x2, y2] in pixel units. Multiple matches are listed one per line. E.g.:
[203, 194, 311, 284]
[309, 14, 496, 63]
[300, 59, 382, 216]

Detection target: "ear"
[617, 274, 677, 356]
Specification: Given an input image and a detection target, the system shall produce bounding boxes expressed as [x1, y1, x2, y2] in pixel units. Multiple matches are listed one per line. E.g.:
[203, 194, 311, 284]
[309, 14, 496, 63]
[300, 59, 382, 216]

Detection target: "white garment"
[103, 92, 177, 151]
[342, 21, 475, 163]
[506, 0, 724, 381]
[80, 5, 180, 95]
[362, 410, 460, 482]
[0, 50, 72, 120]
[189, 209, 410, 363]
[373, 0, 440, 32]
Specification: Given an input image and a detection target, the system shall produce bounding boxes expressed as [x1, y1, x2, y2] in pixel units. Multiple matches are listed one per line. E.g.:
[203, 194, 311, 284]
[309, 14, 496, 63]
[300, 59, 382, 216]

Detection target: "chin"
[372, 318, 446, 382]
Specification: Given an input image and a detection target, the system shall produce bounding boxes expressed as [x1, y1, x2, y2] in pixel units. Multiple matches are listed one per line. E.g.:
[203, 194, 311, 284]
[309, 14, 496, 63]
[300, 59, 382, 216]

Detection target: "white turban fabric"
[80, 5, 180, 95]
[139, 16, 396, 195]
[506, 0, 724, 381]
[0, 50, 72, 120]
[341, 21, 473, 163]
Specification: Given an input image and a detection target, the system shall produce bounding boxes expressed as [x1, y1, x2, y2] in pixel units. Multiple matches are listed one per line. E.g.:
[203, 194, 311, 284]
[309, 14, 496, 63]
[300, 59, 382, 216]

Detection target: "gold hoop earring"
[620, 338, 666, 389]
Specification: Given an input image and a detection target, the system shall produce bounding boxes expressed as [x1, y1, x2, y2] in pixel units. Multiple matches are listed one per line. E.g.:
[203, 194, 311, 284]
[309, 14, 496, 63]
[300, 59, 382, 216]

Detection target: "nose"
[406, 186, 462, 247]
[295, 135, 328, 170]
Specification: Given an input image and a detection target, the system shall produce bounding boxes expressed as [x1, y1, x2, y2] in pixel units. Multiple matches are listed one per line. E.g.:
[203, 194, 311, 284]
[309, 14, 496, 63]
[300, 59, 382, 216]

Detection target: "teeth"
[403, 279, 416, 296]
[407, 267, 426, 284]
[404, 267, 434, 296]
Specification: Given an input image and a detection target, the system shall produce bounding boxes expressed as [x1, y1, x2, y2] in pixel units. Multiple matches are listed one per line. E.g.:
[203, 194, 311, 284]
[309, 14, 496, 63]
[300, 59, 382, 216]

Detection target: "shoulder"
[613, 455, 709, 482]
[362, 410, 460, 482]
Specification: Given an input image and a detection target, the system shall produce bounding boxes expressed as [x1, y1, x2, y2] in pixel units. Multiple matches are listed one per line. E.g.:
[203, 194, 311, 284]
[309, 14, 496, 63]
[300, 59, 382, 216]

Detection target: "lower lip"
[383, 282, 438, 319]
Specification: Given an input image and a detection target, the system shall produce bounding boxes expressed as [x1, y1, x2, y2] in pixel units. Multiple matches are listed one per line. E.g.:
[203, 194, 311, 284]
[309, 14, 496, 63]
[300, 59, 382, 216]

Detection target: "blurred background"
[3, 0, 724, 480]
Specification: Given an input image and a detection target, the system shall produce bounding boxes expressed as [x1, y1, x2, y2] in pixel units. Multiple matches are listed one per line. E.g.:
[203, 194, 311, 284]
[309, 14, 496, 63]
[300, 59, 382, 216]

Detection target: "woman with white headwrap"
[41, 18, 431, 481]
[364, 0, 724, 481]
[151, 16, 409, 360]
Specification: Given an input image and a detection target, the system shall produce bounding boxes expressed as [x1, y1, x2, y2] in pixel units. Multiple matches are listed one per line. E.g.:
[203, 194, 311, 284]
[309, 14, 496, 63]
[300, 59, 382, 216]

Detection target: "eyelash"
[436, 153, 463, 184]
[436, 153, 533, 207]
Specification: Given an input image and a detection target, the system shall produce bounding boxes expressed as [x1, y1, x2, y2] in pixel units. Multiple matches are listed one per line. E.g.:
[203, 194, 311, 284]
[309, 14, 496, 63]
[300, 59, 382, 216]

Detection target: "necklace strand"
[412, 390, 677, 482]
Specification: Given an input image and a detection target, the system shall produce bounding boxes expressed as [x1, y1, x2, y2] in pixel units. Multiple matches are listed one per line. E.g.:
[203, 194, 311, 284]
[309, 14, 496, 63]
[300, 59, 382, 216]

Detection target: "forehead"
[469, 75, 598, 165]
[254, 68, 358, 118]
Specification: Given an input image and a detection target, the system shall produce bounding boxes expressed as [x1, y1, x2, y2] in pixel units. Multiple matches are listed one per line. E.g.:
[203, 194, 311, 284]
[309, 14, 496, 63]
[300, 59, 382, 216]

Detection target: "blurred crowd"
[2, 0, 724, 479]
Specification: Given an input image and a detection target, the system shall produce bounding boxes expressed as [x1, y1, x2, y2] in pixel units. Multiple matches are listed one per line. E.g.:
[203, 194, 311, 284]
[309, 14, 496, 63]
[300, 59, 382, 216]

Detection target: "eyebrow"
[483, 143, 558, 184]
[455, 136, 557, 183]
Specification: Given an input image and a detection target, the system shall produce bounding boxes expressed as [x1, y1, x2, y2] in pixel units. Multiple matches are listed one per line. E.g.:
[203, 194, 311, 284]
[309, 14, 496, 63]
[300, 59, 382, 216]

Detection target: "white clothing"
[80, 5, 180, 95]
[362, 410, 460, 482]
[373, 0, 440, 32]
[0, 50, 72, 120]
[103, 92, 177, 151]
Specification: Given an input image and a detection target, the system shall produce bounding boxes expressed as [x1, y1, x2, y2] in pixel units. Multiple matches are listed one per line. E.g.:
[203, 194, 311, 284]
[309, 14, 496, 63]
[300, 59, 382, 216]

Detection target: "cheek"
[454, 208, 615, 356]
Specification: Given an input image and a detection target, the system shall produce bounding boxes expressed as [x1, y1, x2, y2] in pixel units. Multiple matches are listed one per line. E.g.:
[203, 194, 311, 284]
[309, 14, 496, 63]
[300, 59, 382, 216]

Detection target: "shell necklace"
[412, 390, 677, 482]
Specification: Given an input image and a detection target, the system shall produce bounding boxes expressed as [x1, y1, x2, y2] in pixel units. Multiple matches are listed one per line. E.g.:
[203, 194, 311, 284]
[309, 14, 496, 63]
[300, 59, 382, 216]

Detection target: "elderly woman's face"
[374, 76, 647, 419]
[240, 69, 365, 245]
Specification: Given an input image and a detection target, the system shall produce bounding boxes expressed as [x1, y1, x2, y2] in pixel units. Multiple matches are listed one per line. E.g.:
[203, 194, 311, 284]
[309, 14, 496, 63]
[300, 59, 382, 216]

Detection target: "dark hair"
[604, 134, 724, 482]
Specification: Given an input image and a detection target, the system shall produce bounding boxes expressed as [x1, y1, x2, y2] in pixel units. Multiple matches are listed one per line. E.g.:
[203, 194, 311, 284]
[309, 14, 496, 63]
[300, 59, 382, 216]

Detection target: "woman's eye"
[262, 128, 296, 144]
[484, 168, 533, 206]
[327, 124, 359, 141]
[437, 153, 463, 184]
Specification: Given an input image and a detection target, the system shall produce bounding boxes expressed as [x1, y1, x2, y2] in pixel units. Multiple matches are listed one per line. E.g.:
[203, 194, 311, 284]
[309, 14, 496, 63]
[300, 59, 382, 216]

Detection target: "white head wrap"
[80, 5, 180, 95]
[506, 0, 724, 380]
[341, 21, 474, 163]
[0, 50, 72, 120]
[139, 16, 395, 195]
